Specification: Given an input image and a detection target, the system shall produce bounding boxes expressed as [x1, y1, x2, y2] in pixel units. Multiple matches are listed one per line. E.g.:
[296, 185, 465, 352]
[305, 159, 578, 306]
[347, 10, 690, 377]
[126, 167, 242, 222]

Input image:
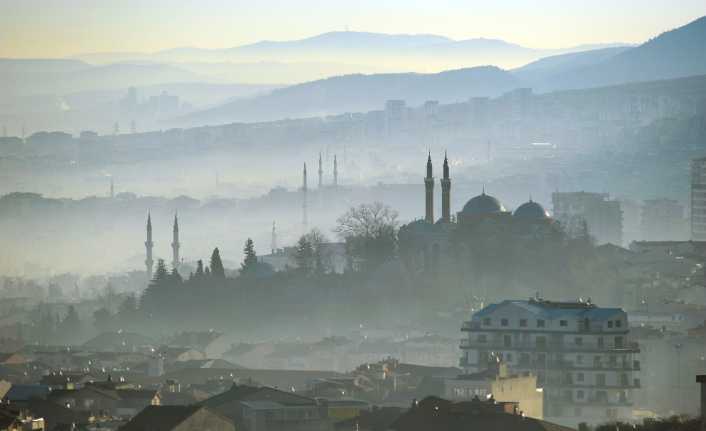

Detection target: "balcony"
[461, 321, 480, 331]
[458, 339, 639, 353]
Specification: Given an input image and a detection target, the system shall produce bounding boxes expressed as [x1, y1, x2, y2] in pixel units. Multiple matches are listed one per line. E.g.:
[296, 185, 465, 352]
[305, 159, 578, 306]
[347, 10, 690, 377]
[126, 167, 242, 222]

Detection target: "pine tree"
[240, 238, 258, 275]
[210, 248, 225, 278]
[294, 236, 314, 275]
[195, 260, 204, 277]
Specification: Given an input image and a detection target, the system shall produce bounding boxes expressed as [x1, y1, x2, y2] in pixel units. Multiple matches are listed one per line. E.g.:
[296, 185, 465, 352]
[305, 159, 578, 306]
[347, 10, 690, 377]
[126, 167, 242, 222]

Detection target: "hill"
[180, 66, 524, 125]
[529, 15, 706, 91]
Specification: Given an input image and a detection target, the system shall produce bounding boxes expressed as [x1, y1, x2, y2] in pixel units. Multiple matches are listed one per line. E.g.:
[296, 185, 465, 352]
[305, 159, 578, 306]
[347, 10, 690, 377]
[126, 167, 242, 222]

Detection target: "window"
[520, 353, 530, 365]
[503, 335, 512, 347]
[477, 334, 487, 343]
[520, 319, 527, 327]
[596, 373, 606, 386]
[537, 319, 545, 328]
[577, 391, 585, 401]
[607, 321, 613, 328]
[483, 318, 491, 326]
[574, 406, 583, 416]
[501, 318, 509, 327]
[598, 337, 604, 348]
[577, 372, 584, 382]
[615, 319, 622, 328]
[574, 337, 583, 346]
[536, 336, 547, 348]
[560, 320, 568, 327]
[576, 355, 583, 364]
[614, 336, 624, 348]
[506, 353, 513, 362]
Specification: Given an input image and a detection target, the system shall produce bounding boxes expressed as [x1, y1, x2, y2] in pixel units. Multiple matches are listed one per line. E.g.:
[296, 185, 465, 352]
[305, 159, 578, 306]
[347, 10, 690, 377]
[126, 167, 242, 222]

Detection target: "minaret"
[425, 152, 434, 223]
[271, 221, 277, 254]
[110, 177, 114, 199]
[318, 153, 323, 188]
[302, 163, 308, 231]
[145, 212, 154, 279]
[441, 151, 451, 223]
[171, 213, 180, 271]
[333, 155, 338, 187]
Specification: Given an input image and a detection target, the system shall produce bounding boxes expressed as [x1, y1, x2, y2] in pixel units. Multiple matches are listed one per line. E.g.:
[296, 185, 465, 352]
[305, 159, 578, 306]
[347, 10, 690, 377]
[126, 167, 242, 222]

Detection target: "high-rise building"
[552, 192, 623, 245]
[460, 298, 640, 426]
[641, 198, 687, 241]
[691, 158, 706, 240]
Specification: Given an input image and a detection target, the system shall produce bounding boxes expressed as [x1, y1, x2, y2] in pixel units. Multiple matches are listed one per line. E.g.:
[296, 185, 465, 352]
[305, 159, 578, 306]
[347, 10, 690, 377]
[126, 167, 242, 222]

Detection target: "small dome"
[461, 192, 506, 215]
[513, 200, 550, 219]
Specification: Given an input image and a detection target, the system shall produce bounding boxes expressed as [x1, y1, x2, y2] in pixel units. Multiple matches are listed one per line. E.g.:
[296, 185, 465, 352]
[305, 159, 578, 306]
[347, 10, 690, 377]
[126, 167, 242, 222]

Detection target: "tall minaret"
[302, 163, 308, 231]
[110, 177, 114, 199]
[425, 152, 434, 223]
[318, 153, 323, 188]
[333, 155, 338, 187]
[171, 213, 180, 271]
[441, 151, 451, 223]
[271, 221, 277, 254]
[145, 212, 154, 279]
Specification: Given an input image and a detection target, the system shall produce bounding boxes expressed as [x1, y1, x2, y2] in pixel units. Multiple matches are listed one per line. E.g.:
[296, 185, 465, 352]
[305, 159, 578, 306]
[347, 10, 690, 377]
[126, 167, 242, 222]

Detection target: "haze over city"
[2, 2, 706, 431]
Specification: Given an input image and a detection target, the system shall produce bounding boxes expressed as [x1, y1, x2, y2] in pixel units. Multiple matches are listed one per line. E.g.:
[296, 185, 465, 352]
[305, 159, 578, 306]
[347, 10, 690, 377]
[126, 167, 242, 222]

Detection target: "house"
[2, 384, 50, 404]
[48, 383, 160, 418]
[40, 372, 98, 390]
[389, 396, 575, 431]
[0, 353, 27, 366]
[334, 407, 404, 431]
[0, 404, 45, 431]
[25, 398, 90, 431]
[119, 405, 234, 431]
[199, 384, 330, 431]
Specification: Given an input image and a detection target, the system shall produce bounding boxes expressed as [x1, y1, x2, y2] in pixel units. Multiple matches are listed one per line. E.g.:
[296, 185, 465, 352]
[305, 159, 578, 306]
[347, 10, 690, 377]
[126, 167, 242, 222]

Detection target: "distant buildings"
[691, 158, 706, 240]
[552, 192, 623, 245]
[460, 298, 639, 426]
[641, 198, 687, 241]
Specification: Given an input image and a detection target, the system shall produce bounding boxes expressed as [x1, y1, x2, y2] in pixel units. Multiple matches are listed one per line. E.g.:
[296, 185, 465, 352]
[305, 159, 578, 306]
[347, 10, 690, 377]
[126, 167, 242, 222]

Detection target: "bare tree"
[335, 202, 399, 272]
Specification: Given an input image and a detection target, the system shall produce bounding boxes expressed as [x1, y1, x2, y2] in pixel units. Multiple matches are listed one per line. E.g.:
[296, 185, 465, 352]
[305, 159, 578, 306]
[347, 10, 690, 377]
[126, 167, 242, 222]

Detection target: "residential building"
[460, 298, 640, 426]
[552, 191, 623, 245]
[388, 396, 575, 431]
[691, 158, 706, 240]
[641, 199, 687, 241]
[199, 384, 330, 431]
[119, 405, 234, 431]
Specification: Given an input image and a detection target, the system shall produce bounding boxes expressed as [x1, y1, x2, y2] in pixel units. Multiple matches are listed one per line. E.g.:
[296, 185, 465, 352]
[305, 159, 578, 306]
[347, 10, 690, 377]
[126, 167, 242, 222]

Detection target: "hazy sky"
[3, 0, 706, 58]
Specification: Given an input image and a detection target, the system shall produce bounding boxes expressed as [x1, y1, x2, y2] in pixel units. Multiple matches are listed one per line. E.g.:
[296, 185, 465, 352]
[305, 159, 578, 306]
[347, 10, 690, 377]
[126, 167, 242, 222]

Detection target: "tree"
[93, 307, 113, 333]
[59, 305, 82, 342]
[335, 202, 399, 272]
[195, 260, 204, 277]
[141, 259, 170, 316]
[210, 248, 225, 278]
[293, 236, 314, 275]
[240, 238, 258, 275]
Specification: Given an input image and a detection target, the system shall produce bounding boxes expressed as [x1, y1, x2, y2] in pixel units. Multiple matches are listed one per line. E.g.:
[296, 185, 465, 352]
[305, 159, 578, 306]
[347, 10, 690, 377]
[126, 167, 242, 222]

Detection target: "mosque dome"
[513, 200, 550, 219]
[461, 192, 506, 215]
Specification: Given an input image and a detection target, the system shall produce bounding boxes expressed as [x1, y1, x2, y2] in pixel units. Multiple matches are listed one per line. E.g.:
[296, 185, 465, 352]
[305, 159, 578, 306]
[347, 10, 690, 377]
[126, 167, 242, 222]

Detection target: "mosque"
[398, 153, 560, 272]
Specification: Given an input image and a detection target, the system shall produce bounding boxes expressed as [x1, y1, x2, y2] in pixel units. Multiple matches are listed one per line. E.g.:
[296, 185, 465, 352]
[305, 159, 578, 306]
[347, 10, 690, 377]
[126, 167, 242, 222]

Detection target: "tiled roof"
[118, 405, 201, 431]
[474, 300, 623, 322]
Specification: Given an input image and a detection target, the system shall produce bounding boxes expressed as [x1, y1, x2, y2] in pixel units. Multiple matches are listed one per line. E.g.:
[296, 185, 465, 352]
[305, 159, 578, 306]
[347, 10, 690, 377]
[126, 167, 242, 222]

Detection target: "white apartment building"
[460, 298, 640, 426]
